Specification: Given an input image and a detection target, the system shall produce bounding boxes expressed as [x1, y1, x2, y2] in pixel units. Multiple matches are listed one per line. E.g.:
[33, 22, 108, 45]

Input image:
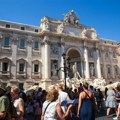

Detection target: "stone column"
[11, 38, 18, 79]
[81, 58, 84, 78]
[60, 38, 65, 79]
[109, 49, 115, 78]
[102, 50, 107, 78]
[0, 61, 2, 72]
[95, 44, 101, 79]
[27, 39, 33, 79]
[84, 41, 90, 79]
[42, 36, 50, 79]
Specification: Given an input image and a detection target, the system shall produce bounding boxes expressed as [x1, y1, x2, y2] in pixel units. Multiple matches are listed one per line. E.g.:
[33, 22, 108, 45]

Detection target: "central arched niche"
[67, 49, 80, 58]
[67, 48, 82, 78]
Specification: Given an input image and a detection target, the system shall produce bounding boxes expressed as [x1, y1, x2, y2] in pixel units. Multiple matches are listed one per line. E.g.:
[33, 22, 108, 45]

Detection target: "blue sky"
[0, 0, 120, 43]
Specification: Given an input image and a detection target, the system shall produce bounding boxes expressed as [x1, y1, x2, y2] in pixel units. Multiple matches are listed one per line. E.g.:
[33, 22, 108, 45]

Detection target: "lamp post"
[57, 53, 71, 90]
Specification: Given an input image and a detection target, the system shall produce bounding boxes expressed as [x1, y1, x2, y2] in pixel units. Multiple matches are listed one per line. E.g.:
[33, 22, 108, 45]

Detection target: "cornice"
[0, 27, 42, 36]
[40, 30, 100, 43]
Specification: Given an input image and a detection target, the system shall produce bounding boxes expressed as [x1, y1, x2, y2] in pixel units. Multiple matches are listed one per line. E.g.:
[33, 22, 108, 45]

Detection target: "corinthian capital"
[12, 38, 19, 43]
[27, 39, 33, 44]
[42, 36, 50, 45]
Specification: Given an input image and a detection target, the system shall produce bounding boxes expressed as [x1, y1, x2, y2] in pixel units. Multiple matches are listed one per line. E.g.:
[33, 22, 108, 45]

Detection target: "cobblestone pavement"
[95, 108, 116, 120]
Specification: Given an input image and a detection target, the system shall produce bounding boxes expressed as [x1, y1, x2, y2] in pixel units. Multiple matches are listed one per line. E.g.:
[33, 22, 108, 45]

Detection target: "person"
[34, 97, 42, 120]
[113, 85, 120, 120]
[77, 82, 96, 120]
[105, 86, 116, 117]
[24, 96, 34, 120]
[72, 62, 81, 79]
[19, 89, 26, 102]
[0, 83, 11, 120]
[57, 84, 70, 113]
[41, 88, 72, 120]
[11, 86, 24, 120]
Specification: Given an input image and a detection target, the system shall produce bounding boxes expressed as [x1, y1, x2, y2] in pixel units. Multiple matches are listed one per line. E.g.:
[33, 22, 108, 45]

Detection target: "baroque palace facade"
[0, 10, 119, 89]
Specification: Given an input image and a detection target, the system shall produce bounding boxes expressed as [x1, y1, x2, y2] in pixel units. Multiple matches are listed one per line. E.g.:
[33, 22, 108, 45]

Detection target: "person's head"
[89, 85, 94, 90]
[6, 86, 11, 92]
[11, 86, 19, 99]
[108, 86, 113, 90]
[116, 83, 120, 91]
[57, 84, 63, 91]
[46, 88, 58, 102]
[83, 82, 89, 90]
[80, 83, 82, 86]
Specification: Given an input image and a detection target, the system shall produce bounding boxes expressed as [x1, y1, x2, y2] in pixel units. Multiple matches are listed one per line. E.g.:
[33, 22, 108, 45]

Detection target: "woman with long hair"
[41, 88, 72, 120]
[77, 82, 96, 120]
[11, 86, 24, 120]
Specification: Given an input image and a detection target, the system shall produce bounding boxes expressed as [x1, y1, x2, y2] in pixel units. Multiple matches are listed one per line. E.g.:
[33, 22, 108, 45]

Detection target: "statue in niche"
[90, 64, 95, 77]
[51, 60, 58, 76]
[51, 44, 58, 54]
[63, 10, 80, 25]
[72, 62, 81, 79]
[89, 49, 93, 57]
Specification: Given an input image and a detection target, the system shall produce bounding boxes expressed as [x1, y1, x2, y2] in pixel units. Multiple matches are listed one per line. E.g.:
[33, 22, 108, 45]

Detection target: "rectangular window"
[4, 37, 10, 47]
[20, 40, 25, 48]
[21, 27, 25, 30]
[19, 63, 24, 72]
[34, 64, 39, 73]
[108, 67, 111, 74]
[34, 41, 39, 49]
[35, 29, 38, 32]
[2, 62, 8, 72]
[6, 24, 10, 28]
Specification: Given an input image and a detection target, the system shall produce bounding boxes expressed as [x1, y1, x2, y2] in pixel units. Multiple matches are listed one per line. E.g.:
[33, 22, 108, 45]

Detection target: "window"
[35, 29, 38, 32]
[2, 62, 8, 72]
[19, 39, 25, 48]
[34, 41, 39, 49]
[19, 63, 24, 72]
[6, 24, 10, 28]
[108, 67, 111, 74]
[21, 27, 25, 30]
[34, 64, 39, 73]
[4, 37, 10, 47]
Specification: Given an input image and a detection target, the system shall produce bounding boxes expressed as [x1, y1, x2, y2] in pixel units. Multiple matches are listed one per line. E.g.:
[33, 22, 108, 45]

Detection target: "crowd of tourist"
[0, 81, 120, 120]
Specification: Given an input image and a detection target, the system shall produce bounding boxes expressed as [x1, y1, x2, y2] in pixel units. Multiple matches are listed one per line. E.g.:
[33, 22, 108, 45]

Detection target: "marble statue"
[63, 10, 80, 25]
[90, 64, 94, 77]
[72, 62, 81, 79]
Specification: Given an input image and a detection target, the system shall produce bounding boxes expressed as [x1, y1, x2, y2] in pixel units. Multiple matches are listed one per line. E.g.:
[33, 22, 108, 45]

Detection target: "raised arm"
[77, 92, 82, 117]
[56, 103, 72, 120]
